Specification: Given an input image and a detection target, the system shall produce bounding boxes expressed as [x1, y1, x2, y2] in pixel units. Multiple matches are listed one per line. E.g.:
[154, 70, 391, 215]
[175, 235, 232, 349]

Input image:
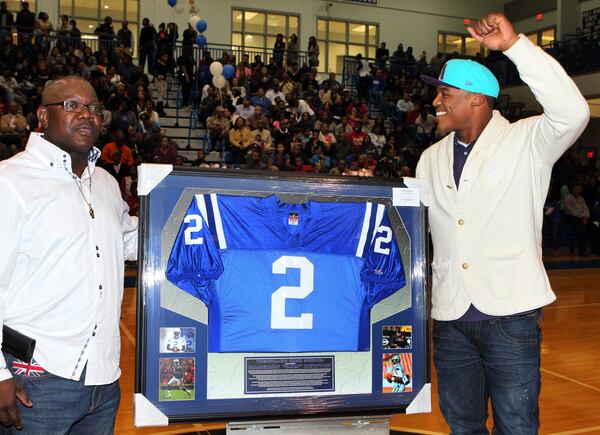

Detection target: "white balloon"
[175, 3, 184, 13]
[189, 15, 201, 29]
[209, 61, 223, 76]
[212, 75, 226, 89]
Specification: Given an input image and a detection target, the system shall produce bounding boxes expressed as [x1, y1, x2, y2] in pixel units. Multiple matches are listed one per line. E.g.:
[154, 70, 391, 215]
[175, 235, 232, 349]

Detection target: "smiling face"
[432, 85, 476, 135]
[38, 77, 102, 157]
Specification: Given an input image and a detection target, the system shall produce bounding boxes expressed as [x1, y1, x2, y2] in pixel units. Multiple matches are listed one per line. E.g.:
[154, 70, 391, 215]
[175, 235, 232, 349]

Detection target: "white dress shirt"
[295, 99, 314, 117]
[265, 89, 285, 105]
[0, 133, 138, 385]
[396, 99, 414, 113]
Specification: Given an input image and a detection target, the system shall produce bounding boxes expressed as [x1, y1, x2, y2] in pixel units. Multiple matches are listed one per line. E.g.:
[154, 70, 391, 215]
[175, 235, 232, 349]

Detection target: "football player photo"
[159, 357, 195, 401]
[382, 325, 412, 350]
[159, 327, 196, 353]
[382, 353, 412, 393]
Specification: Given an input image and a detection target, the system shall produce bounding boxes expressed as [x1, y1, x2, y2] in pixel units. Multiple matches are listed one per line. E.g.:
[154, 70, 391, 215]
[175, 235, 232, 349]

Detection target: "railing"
[1, 28, 311, 71]
[342, 55, 426, 90]
[0, 28, 134, 58]
[173, 42, 309, 71]
[341, 30, 600, 112]
[541, 31, 600, 77]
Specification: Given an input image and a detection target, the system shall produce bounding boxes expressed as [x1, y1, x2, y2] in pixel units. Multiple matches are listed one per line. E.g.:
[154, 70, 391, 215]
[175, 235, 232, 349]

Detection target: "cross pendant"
[89, 207, 95, 219]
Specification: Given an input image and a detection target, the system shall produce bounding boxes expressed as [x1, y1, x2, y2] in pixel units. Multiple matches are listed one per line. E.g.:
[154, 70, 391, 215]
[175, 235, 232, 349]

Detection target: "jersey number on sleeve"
[374, 225, 392, 255]
[271, 256, 314, 330]
[183, 214, 204, 245]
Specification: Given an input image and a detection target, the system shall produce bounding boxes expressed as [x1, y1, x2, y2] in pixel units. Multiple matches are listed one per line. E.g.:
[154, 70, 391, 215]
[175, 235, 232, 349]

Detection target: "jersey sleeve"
[360, 206, 406, 308]
[165, 196, 224, 304]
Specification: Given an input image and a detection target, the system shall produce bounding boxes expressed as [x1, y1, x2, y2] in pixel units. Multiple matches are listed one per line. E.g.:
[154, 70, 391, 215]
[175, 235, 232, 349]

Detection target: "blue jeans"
[1, 354, 120, 435]
[433, 313, 541, 435]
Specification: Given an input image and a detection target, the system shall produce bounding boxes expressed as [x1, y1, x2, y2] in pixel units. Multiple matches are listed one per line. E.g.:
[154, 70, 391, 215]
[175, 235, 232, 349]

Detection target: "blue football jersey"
[166, 194, 405, 352]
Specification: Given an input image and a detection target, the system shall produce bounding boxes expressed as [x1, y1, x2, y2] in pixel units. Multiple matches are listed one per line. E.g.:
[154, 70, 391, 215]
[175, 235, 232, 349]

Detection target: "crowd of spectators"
[0, 4, 598, 253]
[189, 37, 455, 178]
[0, 5, 185, 217]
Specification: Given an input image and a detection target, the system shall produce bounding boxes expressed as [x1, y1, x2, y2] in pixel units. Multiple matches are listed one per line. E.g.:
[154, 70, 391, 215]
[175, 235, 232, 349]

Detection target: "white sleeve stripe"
[194, 194, 209, 226]
[370, 204, 385, 243]
[210, 193, 227, 249]
[356, 202, 372, 257]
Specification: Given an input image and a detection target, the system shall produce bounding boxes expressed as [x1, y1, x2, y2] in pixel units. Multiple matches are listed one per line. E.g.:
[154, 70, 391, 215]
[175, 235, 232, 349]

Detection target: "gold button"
[458, 219, 465, 225]
[462, 263, 469, 270]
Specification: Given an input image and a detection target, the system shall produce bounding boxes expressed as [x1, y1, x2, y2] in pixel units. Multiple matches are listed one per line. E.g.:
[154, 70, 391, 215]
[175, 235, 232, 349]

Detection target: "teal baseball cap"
[421, 59, 500, 98]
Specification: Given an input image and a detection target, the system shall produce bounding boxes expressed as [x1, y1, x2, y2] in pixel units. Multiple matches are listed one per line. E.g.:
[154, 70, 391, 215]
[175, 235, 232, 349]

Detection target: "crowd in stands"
[0, 3, 598, 254]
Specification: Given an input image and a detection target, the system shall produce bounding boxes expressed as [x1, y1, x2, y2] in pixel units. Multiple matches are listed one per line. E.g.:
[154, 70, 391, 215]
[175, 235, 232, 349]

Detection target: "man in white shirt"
[416, 14, 589, 433]
[0, 76, 138, 433]
[564, 183, 592, 256]
[395, 93, 414, 123]
[265, 84, 285, 106]
[288, 97, 314, 118]
[234, 97, 255, 120]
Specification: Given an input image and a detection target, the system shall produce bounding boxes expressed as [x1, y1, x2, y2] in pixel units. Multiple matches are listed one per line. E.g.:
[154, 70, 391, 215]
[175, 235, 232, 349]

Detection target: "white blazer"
[416, 35, 590, 321]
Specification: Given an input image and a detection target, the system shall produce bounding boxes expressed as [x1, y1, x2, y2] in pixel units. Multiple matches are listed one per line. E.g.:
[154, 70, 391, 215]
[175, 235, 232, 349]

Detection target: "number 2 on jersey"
[374, 225, 392, 255]
[184, 214, 204, 245]
[271, 256, 314, 330]
[269, 224, 392, 331]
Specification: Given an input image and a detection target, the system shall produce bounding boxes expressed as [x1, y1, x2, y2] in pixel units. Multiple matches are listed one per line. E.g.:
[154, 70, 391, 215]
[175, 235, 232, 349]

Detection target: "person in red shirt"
[348, 122, 367, 155]
[154, 134, 177, 164]
[100, 125, 135, 166]
[293, 155, 316, 173]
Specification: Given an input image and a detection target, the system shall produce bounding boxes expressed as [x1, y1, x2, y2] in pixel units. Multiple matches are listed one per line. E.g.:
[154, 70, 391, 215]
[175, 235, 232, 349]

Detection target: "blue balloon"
[196, 19, 207, 33]
[167, 0, 177, 6]
[196, 35, 207, 47]
[222, 64, 235, 80]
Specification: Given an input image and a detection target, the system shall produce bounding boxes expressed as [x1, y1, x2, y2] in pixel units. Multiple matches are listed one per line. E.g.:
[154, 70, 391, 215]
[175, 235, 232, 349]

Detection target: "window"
[317, 18, 378, 74]
[437, 31, 490, 57]
[231, 8, 300, 59]
[525, 27, 556, 47]
[7, 0, 36, 12]
[60, 0, 138, 54]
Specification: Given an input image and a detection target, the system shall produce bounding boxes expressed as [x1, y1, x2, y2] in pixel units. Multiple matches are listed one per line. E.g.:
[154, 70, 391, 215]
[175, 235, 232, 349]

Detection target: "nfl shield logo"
[288, 213, 299, 225]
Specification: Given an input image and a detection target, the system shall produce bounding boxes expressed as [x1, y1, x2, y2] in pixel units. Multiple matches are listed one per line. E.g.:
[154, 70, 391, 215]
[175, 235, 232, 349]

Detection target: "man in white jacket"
[416, 13, 589, 434]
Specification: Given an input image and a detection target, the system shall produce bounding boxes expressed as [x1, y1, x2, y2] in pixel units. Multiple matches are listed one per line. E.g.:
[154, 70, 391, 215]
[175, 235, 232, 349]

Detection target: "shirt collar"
[453, 134, 477, 150]
[25, 132, 101, 179]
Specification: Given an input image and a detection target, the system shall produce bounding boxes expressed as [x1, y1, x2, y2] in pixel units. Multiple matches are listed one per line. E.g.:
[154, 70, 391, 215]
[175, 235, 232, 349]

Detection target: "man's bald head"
[42, 76, 97, 106]
[38, 76, 103, 172]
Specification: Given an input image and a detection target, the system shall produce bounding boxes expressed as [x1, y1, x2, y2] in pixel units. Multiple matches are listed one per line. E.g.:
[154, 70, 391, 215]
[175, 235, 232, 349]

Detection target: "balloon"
[212, 75, 226, 89]
[209, 61, 223, 76]
[195, 35, 207, 47]
[222, 64, 235, 80]
[196, 19, 207, 33]
[189, 15, 201, 29]
[167, 0, 177, 6]
[174, 3, 184, 13]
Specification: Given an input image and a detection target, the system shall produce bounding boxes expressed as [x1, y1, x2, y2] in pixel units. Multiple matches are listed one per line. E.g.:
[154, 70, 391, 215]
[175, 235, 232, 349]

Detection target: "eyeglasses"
[44, 100, 105, 116]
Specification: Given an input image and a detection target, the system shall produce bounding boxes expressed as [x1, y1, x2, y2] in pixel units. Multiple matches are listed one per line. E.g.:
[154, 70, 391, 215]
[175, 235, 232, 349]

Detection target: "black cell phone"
[2, 325, 36, 363]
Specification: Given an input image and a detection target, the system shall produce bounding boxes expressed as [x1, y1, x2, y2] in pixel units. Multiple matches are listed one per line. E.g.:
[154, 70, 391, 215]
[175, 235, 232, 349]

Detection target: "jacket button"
[462, 262, 469, 270]
[458, 219, 464, 225]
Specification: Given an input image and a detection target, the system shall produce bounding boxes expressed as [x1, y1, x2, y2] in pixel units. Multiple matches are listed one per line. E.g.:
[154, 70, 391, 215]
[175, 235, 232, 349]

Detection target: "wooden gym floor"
[116, 264, 600, 434]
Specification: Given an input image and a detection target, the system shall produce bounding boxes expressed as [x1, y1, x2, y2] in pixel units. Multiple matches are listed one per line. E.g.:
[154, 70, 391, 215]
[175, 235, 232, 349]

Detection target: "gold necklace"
[74, 165, 95, 219]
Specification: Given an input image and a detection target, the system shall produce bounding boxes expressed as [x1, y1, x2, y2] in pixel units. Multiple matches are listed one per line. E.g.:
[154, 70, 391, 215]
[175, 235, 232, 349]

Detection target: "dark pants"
[434, 313, 541, 435]
[1, 355, 120, 435]
[138, 45, 154, 73]
[565, 215, 592, 254]
[357, 76, 369, 100]
[179, 77, 192, 107]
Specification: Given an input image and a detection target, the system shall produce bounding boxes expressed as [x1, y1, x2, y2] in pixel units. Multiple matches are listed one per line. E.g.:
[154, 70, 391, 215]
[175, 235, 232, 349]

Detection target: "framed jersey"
[135, 165, 430, 426]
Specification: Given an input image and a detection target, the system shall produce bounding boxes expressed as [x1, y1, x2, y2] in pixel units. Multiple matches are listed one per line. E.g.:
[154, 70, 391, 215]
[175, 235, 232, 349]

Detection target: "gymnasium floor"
[116, 257, 600, 434]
